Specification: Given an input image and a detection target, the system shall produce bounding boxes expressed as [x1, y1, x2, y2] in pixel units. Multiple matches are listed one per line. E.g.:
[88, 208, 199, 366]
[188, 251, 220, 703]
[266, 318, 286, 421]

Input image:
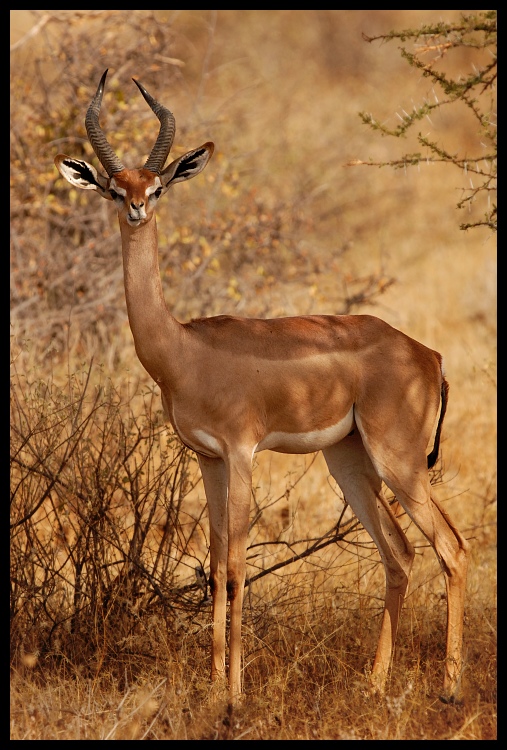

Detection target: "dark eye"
[152, 188, 163, 200]
[109, 189, 119, 200]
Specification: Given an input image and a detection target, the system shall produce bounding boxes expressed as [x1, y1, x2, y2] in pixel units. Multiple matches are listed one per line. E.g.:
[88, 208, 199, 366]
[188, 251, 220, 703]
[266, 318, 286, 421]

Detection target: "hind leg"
[390, 484, 468, 699]
[356, 424, 469, 700]
[323, 431, 416, 691]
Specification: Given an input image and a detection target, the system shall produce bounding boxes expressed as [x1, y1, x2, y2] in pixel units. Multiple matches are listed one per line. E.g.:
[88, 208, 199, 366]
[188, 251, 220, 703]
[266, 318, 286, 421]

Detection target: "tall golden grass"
[10, 10, 496, 739]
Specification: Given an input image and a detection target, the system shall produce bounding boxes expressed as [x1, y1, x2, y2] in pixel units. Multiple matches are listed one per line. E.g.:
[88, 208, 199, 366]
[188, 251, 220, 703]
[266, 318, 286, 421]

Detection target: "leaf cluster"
[356, 11, 496, 231]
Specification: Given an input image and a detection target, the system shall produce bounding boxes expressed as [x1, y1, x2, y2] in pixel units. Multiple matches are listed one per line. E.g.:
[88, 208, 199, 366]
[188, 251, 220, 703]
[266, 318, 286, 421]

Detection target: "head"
[54, 69, 214, 227]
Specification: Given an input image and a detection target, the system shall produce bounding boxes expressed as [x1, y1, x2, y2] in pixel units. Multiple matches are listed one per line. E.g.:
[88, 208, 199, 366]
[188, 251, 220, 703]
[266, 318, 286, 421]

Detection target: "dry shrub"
[10, 351, 199, 676]
[9, 345, 375, 687]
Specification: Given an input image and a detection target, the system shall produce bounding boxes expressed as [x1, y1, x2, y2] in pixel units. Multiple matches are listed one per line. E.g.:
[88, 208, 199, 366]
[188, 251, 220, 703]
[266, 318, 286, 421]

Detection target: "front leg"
[225, 449, 253, 703]
[197, 454, 228, 686]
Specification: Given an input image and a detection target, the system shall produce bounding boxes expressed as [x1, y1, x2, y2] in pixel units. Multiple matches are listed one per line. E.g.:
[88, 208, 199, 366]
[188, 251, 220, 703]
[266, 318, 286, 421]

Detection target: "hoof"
[207, 677, 229, 705]
[439, 693, 464, 706]
[368, 671, 388, 696]
[228, 690, 245, 708]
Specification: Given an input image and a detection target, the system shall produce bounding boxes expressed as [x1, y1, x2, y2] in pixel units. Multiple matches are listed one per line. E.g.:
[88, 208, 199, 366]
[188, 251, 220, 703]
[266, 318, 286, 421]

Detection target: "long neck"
[119, 215, 183, 384]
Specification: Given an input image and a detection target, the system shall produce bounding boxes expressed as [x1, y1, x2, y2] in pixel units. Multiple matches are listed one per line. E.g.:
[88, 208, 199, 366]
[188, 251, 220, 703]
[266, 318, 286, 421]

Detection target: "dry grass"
[10, 10, 496, 739]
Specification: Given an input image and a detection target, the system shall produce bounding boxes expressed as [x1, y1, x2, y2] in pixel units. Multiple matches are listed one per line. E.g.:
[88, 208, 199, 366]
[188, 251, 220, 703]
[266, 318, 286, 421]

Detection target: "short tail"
[427, 377, 449, 470]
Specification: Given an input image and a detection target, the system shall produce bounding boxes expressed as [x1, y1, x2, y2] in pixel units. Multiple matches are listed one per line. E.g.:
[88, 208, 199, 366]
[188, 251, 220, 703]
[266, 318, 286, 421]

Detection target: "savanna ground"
[10, 10, 496, 739]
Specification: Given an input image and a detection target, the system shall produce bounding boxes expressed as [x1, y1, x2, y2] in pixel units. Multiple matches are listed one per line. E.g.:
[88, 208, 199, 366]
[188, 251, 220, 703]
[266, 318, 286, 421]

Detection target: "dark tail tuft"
[427, 377, 449, 469]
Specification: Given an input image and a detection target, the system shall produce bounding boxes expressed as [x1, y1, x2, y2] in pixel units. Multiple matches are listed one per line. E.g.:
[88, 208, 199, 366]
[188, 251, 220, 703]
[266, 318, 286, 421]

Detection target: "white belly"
[256, 406, 354, 454]
[174, 407, 355, 460]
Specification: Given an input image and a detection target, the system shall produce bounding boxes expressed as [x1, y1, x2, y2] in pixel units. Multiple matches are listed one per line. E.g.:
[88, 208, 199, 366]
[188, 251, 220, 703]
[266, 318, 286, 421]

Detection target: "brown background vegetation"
[10, 10, 496, 739]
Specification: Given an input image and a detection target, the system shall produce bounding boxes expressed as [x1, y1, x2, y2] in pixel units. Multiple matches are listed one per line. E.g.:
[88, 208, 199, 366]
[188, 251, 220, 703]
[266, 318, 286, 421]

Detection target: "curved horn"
[133, 78, 176, 174]
[85, 69, 125, 177]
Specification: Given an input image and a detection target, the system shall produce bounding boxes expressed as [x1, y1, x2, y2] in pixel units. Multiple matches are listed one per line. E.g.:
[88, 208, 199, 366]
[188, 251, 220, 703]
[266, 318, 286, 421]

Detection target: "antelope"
[54, 70, 468, 704]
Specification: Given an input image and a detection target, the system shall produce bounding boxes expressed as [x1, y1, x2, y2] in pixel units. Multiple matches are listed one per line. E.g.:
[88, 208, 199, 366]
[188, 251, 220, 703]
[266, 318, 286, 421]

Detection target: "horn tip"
[90, 69, 109, 103]
[132, 77, 146, 96]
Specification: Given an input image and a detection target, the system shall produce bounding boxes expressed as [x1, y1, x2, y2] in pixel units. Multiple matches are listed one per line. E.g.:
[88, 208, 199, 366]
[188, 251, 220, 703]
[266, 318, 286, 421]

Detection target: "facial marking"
[146, 177, 163, 197]
[110, 170, 160, 225]
[109, 180, 126, 197]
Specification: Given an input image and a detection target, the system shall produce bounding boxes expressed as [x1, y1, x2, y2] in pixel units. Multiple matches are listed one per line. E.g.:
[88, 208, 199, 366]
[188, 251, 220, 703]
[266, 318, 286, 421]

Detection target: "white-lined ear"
[161, 142, 214, 188]
[54, 154, 110, 195]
